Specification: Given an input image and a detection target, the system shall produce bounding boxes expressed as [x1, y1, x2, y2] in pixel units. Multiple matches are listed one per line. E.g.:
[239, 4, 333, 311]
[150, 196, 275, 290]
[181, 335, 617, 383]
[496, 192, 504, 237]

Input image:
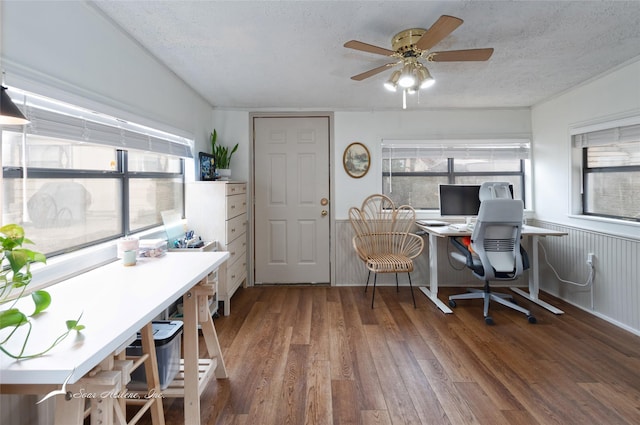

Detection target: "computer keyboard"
[417, 219, 449, 227]
[447, 222, 476, 231]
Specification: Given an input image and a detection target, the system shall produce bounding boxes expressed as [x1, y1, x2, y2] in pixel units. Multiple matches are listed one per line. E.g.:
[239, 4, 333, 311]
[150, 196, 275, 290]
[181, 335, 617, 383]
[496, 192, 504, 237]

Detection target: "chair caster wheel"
[527, 315, 537, 324]
[448, 299, 457, 308]
[484, 316, 494, 325]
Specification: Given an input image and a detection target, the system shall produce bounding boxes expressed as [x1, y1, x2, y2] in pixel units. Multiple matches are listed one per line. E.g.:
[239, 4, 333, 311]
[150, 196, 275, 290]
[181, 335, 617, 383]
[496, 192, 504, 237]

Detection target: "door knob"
[321, 210, 328, 216]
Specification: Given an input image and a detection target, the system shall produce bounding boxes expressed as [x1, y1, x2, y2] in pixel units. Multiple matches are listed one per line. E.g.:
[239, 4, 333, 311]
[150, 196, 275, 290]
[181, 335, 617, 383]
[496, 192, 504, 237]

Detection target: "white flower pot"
[217, 168, 231, 180]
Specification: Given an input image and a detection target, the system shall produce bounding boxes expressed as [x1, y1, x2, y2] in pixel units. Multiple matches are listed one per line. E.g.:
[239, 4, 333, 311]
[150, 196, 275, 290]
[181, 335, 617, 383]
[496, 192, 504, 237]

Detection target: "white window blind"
[573, 122, 640, 148]
[382, 139, 530, 161]
[7, 90, 193, 158]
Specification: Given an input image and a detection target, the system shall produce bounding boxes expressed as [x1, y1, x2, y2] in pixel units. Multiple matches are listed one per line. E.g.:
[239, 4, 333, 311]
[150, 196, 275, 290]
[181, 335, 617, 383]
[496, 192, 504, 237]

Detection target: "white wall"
[211, 110, 251, 182]
[531, 58, 640, 236]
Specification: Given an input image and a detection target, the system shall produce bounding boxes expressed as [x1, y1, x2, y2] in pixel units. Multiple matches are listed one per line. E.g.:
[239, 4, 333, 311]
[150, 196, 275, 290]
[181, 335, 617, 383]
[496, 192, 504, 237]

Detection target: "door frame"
[248, 112, 335, 287]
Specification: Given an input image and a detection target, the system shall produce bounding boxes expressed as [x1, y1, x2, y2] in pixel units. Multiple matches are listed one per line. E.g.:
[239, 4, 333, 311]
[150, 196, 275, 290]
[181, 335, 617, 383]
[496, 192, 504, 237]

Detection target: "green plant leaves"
[66, 319, 85, 332]
[0, 308, 28, 329]
[31, 290, 52, 315]
[0, 224, 25, 250]
[1, 224, 83, 359]
[5, 248, 46, 274]
[210, 129, 238, 169]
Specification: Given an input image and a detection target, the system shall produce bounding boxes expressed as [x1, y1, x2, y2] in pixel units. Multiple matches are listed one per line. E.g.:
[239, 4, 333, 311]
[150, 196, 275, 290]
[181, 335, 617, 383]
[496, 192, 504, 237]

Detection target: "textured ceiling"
[91, 0, 640, 110]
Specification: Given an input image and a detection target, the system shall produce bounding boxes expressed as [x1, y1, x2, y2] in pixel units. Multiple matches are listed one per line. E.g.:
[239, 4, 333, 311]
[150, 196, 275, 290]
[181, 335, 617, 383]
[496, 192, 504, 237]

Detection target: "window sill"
[29, 226, 169, 292]
[568, 214, 639, 227]
[565, 214, 640, 241]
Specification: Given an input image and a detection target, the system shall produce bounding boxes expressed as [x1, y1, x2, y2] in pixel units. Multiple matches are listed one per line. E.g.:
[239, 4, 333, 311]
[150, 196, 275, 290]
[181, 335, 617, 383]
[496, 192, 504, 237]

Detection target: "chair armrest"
[402, 233, 425, 259]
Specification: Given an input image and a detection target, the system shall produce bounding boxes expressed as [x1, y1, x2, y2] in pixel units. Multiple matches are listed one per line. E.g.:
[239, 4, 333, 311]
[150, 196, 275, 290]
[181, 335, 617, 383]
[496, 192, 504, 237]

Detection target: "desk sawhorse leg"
[176, 271, 229, 425]
[118, 322, 165, 425]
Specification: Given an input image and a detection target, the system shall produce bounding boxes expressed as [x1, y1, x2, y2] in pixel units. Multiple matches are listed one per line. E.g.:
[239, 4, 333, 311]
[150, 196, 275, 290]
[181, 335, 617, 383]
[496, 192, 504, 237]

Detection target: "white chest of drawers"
[186, 181, 247, 315]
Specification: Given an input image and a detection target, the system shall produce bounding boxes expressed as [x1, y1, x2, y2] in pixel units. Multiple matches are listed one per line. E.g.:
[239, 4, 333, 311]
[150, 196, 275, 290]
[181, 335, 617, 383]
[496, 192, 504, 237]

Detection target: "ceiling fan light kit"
[344, 15, 493, 109]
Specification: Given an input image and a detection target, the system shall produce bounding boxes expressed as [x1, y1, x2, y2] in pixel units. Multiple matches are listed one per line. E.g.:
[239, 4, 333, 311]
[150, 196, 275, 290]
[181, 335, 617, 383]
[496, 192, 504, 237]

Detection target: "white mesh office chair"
[448, 182, 536, 325]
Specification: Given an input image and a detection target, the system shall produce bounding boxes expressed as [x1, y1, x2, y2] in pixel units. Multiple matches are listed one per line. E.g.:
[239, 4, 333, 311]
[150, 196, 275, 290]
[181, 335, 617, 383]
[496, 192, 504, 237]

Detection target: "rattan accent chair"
[349, 194, 425, 308]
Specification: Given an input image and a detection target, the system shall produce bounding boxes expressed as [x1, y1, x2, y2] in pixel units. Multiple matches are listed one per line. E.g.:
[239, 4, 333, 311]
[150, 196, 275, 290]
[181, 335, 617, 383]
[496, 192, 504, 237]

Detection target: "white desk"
[0, 251, 229, 424]
[416, 223, 567, 314]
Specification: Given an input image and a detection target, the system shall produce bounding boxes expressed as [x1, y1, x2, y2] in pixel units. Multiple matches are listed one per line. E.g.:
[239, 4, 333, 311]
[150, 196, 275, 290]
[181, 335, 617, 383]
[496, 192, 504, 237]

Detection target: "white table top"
[416, 223, 568, 238]
[0, 251, 229, 385]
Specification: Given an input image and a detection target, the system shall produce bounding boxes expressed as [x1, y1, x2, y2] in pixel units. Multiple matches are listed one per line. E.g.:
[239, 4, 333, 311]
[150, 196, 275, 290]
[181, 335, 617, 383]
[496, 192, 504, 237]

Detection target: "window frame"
[572, 116, 640, 223]
[581, 144, 640, 222]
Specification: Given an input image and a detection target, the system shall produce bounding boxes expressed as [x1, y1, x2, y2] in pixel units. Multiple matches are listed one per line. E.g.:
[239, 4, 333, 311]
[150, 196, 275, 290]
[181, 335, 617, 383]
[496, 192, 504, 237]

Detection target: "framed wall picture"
[198, 152, 216, 181]
[343, 142, 370, 178]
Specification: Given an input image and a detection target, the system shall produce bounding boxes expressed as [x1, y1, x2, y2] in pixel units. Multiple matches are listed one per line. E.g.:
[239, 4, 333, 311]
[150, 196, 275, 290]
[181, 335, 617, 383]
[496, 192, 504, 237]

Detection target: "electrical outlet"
[587, 253, 595, 265]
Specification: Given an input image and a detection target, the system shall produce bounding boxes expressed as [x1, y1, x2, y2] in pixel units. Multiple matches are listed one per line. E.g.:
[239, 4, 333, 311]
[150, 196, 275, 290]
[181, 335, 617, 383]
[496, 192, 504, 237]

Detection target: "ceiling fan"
[344, 15, 493, 107]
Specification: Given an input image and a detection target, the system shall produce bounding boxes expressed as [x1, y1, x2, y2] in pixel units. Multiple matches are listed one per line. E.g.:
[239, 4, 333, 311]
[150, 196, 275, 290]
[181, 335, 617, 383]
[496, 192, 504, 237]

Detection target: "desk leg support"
[54, 397, 85, 425]
[53, 370, 124, 425]
[183, 286, 201, 425]
[139, 323, 165, 425]
[196, 285, 229, 379]
[419, 233, 453, 314]
[510, 235, 564, 314]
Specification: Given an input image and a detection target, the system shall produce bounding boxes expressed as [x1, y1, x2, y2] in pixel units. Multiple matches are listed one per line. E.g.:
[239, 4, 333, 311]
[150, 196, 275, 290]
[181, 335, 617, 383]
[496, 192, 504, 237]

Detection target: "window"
[1, 89, 192, 256]
[382, 140, 530, 210]
[573, 121, 640, 222]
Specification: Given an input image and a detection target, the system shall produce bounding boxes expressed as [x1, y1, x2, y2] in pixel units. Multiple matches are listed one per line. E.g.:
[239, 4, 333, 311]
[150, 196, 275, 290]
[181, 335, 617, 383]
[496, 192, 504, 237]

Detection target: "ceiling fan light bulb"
[384, 70, 400, 92]
[420, 78, 435, 89]
[398, 74, 415, 88]
[398, 63, 415, 88]
[419, 67, 435, 89]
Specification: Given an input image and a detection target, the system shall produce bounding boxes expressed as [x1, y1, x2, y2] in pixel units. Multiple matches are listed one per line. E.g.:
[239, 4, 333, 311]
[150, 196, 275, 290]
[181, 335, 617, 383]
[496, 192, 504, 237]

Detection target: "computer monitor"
[439, 185, 482, 217]
[439, 183, 515, 217]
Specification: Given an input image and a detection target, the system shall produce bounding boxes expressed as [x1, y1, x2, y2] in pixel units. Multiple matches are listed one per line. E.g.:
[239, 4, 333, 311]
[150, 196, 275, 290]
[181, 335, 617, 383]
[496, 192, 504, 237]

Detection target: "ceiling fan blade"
[415, 15, 463, 51]
[350, 63, 396, 81]
[344, 40, 395, 56]
[430, 48, 494, 62]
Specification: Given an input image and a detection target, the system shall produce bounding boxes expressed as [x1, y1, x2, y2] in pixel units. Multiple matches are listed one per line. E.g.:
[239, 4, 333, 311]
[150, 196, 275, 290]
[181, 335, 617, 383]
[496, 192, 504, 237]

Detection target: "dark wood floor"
[136, 285, 640, 425]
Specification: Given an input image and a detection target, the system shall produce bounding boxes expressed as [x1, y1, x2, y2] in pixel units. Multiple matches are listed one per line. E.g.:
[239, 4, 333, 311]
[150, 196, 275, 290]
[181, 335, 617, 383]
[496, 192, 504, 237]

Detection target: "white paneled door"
[254, 116, 330, 284]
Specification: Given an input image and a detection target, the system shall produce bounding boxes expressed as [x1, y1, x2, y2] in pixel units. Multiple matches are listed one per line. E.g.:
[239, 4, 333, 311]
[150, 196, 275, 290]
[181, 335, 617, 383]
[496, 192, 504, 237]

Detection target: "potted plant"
[211, 129, 238, 180]
[0, 224, 84, 359]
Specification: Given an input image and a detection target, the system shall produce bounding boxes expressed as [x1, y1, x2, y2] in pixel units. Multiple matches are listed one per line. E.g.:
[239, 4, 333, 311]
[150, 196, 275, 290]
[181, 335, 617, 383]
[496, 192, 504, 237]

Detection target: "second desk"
[416, 223, 567, 314]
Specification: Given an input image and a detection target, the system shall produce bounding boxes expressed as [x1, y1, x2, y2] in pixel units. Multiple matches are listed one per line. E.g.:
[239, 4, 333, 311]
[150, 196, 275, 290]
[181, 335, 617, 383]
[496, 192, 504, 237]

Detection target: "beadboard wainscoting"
[337, 219, 640, 335]
[531, 220, 640, 335]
